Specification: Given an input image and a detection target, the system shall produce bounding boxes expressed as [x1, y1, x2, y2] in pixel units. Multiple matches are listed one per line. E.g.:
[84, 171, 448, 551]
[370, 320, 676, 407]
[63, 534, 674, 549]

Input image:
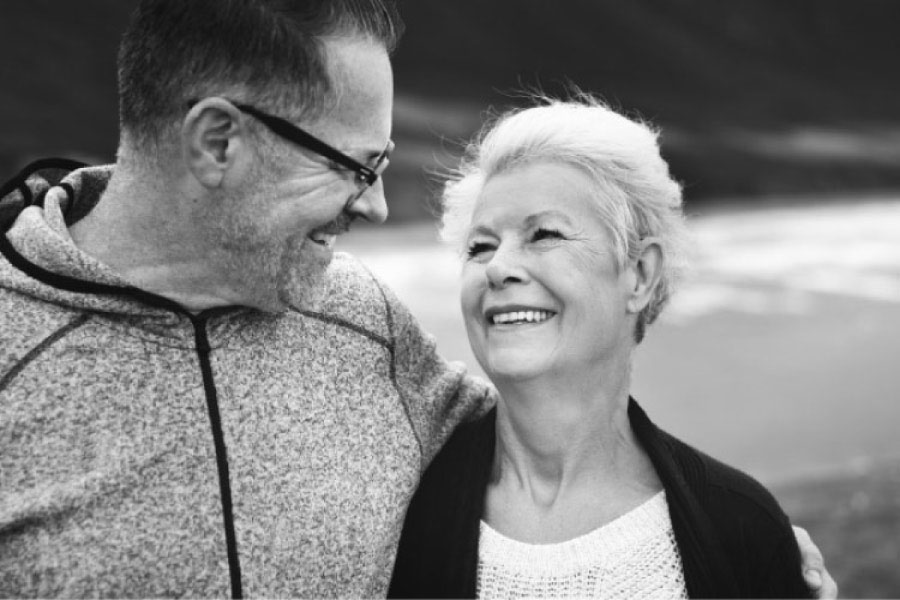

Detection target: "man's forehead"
[318, 36, 394, 138]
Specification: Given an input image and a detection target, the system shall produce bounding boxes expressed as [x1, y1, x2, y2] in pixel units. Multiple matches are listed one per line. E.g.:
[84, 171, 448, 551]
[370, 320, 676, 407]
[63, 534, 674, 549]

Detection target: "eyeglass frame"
[186, 98, 394, 202]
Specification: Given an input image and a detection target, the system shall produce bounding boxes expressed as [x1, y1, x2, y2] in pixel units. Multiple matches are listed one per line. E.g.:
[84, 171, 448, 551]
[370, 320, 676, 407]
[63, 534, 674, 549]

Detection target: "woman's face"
[461, 161, 637, 383]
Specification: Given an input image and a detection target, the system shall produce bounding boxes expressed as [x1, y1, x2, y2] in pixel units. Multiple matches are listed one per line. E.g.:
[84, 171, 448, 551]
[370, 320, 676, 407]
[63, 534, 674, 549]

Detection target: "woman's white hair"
[440, 94, 690, 342]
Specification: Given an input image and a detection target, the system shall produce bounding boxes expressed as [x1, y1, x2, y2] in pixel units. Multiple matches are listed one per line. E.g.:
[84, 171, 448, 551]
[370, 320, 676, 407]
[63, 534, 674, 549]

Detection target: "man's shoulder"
[0, 286, 87, 378]
[322, 252, 391, 302]
[287, 252, 404, 344]
[0, 284, 81, 333]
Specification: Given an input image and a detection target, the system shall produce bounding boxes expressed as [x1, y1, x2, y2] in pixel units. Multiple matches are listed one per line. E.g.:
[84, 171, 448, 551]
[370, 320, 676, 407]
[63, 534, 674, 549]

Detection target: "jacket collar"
[0, 160, 269, 347]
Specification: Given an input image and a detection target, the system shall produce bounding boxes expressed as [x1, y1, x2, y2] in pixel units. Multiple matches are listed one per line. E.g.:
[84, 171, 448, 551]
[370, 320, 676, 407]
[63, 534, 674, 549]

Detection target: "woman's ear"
[626, 238, 664, 314]
[182, 98, 247, 189]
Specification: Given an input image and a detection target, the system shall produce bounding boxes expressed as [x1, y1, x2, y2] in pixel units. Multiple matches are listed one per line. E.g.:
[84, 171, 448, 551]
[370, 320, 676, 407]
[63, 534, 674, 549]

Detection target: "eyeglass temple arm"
[185, 99, 378, 184]
[233, 104, 378, 184]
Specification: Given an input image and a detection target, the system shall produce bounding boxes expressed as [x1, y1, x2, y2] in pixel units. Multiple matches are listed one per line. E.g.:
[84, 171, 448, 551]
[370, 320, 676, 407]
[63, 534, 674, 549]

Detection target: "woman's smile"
[485, 306, 557, 326]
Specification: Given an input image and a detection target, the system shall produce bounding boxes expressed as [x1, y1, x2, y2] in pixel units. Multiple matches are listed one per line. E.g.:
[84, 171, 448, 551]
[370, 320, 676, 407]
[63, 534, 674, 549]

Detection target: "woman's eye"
[466, 242, 495, 258]
[532, 228, 563, 242]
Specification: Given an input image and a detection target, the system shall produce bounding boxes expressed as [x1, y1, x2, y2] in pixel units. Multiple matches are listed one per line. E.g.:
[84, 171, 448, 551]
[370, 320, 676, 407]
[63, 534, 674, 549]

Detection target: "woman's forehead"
[469, 163, 601, 228]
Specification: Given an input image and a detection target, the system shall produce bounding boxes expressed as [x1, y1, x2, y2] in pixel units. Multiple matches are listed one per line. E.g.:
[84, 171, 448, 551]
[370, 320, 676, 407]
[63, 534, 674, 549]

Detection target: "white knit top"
[477, 491, 687, 599]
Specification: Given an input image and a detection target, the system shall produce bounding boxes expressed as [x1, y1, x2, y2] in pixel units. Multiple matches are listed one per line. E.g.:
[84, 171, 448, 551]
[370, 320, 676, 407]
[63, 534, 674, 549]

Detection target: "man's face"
[218, 35, 394, 312]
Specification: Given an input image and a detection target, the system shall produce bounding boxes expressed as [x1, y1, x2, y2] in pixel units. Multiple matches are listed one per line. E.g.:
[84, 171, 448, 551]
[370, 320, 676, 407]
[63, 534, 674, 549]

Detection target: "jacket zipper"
[192, 314, 243, 599]
[2, 174, 246, 596]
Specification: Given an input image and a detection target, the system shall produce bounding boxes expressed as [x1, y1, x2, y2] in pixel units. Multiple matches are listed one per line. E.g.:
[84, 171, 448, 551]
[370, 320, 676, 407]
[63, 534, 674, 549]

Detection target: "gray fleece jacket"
[0, 164, 491, 598]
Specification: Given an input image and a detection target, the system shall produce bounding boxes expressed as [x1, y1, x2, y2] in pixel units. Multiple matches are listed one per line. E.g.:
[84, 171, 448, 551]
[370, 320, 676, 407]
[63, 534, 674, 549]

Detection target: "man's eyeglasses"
[187, 98, 393, 203]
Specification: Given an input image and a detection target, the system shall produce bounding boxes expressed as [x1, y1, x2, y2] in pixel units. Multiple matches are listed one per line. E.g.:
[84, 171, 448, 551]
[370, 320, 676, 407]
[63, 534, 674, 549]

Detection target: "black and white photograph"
[1, 1, 898, 597]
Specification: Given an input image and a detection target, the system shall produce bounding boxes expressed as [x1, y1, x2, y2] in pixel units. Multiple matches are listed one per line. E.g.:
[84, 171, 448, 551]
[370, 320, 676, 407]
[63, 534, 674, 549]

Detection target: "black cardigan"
[389, 399, 812, 598]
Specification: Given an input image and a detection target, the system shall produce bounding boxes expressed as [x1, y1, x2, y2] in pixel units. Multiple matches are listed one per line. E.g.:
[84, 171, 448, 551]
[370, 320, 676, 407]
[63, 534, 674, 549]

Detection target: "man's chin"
[265, 236, 330, 311]
[277, 259, 330, 311]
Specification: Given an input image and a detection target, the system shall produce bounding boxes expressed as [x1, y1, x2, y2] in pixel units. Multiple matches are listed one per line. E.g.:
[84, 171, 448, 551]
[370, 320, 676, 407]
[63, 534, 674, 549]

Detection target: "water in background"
[344, 196, 900, 484]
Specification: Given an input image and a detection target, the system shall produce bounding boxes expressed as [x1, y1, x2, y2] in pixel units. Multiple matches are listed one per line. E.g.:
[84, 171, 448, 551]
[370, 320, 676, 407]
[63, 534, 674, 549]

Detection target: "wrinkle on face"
[461, 162, 637, 386]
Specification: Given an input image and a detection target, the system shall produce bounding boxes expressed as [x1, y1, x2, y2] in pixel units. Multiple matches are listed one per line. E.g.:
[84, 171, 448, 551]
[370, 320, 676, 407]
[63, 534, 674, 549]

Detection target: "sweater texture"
[0, 162, 491, 598]
[389, 400, 813, 599]
[476, 491, 688, 598]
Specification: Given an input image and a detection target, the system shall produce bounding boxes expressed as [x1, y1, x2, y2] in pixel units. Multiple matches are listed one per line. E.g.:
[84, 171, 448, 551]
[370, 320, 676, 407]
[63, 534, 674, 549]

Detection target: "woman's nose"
[485, 245, 528, 289]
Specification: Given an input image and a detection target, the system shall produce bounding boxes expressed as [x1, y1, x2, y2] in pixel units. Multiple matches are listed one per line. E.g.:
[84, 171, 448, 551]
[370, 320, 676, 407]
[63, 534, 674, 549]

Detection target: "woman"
[389, 96, 813, 598]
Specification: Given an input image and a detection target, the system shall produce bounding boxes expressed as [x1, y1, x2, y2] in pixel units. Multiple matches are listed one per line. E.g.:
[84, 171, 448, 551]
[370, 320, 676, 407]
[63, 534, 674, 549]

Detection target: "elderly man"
[0, 0, 834, 598]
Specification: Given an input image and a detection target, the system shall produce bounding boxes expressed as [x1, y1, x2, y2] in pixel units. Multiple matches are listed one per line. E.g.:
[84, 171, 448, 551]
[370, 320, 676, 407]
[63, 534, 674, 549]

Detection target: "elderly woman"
[388, 97, 814, 598]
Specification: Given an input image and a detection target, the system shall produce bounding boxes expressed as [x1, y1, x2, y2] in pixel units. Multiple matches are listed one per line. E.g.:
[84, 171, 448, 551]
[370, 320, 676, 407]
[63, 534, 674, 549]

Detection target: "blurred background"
[3, 0, 899, 595]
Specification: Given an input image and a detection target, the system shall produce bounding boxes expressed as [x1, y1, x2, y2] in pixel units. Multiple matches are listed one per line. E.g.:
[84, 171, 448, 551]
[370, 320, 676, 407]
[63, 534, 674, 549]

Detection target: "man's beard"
[274, 233, 331, 312]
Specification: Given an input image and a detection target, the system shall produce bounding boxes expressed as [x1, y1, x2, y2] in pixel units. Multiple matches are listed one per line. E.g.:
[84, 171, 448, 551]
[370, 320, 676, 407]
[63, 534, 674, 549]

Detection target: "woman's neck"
[485, 367, 661, 542]
[493, 378, 633, 494]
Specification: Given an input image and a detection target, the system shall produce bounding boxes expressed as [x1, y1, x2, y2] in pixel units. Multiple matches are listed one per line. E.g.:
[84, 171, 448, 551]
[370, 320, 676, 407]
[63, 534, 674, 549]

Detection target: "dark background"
[2, 0, 900, 219]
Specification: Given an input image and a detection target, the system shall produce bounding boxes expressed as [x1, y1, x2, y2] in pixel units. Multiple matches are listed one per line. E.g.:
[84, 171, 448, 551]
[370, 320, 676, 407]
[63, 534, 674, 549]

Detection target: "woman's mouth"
[489, 309, 556, 325]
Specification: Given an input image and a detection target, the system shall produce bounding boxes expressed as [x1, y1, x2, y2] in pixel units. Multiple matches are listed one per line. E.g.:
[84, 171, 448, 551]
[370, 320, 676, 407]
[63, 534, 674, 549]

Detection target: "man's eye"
[466, 242, 495, 258]
[328, 161, 352, 174]
[532, 228, 563, 242]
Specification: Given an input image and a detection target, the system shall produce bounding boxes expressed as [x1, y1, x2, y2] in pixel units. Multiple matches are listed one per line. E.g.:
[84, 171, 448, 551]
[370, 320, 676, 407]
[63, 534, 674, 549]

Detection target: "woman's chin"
[480, 351, 551, 384]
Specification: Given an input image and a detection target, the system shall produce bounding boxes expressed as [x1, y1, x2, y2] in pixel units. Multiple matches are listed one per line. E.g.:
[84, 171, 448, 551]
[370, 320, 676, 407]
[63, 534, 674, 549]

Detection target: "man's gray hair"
[440, 95, 690, 342]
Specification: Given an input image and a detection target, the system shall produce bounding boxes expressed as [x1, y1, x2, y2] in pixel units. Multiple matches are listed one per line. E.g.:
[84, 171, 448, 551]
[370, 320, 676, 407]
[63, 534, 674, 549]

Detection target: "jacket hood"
[0, 160, 261, 342]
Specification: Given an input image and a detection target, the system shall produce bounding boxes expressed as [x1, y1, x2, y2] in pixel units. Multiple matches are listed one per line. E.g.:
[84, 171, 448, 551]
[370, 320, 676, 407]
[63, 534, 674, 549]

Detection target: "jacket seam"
[0, 312, 92, 395]
[365, 273, 426, 467]
[294, 308, 391, 349]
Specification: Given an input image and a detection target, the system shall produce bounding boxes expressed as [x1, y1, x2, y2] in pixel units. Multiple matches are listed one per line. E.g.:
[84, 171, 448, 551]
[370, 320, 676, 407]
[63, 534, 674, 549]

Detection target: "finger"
[818, 570, 839, 600]
[793, 526, 837, 598]
[793, 525, 825, 570]
[803, 567, 823, 590]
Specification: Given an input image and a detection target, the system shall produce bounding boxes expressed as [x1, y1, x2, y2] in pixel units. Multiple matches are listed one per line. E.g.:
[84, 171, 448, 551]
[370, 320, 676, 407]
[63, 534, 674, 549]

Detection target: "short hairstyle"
[118, 0, 403, 145]
[441, 95, 689, 343]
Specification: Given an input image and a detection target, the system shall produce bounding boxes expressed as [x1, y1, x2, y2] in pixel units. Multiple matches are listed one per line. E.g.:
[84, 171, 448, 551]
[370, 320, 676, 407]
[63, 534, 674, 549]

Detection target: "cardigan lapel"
[628, 399, 740, 598]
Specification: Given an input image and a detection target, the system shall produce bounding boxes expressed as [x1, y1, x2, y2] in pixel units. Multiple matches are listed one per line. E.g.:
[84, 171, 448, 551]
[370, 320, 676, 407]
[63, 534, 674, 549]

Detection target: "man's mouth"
[308, 231, 337, 248]
[308, 216, 351, 248]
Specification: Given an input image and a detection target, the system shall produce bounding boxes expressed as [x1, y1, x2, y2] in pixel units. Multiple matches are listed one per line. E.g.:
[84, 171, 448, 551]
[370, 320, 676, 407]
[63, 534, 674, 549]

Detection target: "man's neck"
[68, 165, 262, 312]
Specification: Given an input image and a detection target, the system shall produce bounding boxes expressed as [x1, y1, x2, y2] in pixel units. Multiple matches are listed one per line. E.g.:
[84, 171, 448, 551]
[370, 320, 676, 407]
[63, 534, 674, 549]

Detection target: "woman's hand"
[793, 526, 838, 598]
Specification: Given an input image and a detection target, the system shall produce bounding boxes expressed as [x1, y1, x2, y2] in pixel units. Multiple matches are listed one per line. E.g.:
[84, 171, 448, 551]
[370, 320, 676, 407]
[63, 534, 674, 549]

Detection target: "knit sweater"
[476, 491, 688, 598]
[0, 162, 492, 598]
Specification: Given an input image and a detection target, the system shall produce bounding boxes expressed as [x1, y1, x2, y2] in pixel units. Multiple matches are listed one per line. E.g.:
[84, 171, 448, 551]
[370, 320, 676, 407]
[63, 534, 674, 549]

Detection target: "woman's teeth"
[491, 310, 554, 325]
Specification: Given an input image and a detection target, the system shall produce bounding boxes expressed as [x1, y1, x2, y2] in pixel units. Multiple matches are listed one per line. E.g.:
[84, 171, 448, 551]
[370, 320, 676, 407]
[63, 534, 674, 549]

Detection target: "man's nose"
[347, 179, 389, 224]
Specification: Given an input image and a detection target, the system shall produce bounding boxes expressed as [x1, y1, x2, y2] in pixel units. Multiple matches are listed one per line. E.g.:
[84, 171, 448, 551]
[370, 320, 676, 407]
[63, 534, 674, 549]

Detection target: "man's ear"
[626, 238, 664, 314]
[182, 98, 247, 189]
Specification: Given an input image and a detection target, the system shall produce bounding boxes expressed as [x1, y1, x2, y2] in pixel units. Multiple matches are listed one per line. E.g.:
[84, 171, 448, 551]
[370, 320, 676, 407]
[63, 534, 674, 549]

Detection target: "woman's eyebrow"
[468, 224, 496, 238]
[467, 211, 573, 238]
[524, 210, 573, 227]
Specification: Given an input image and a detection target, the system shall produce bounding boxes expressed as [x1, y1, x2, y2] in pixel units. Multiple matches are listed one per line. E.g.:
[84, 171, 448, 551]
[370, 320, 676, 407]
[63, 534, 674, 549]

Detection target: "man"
[1, 1, 488, 596]
[0, 0, 835, 597]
